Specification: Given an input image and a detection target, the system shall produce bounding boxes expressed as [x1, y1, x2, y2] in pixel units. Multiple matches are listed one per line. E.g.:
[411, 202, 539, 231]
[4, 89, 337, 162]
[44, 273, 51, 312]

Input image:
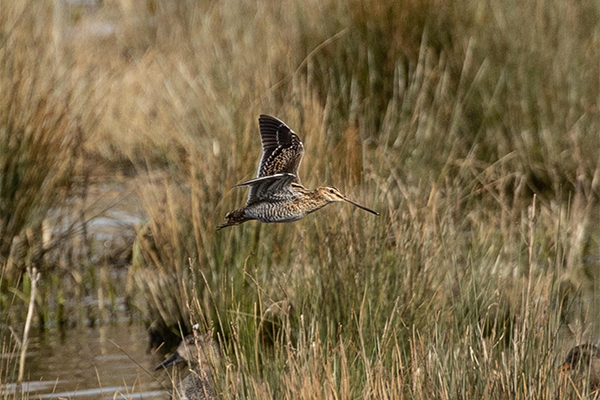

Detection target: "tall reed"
[1, 0, 599, 397]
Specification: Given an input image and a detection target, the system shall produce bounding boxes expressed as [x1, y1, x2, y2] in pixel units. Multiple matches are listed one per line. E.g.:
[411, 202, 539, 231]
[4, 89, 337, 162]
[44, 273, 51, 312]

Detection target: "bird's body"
[178, 372, 213, 400]
[560, 344, 600, 393]
[155, 334, 220, 400]
[218, 115, 378, 229]
[228, 182, 333, 223]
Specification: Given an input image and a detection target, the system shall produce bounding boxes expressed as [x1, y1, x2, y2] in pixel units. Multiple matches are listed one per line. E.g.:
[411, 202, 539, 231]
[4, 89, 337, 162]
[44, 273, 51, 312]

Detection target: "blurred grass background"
[1, 0, 600, 398]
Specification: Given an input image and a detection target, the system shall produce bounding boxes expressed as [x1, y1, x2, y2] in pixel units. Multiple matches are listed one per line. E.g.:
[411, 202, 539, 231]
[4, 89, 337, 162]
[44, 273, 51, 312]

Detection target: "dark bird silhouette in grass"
[560, 344, 600, 394]
[155, 334, 220, 400]
[218, 115, 378, 229]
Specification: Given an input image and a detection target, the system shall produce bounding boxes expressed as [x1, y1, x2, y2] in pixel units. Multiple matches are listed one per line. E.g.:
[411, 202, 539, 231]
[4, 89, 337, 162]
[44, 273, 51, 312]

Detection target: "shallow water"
[2, 324, 168, 399]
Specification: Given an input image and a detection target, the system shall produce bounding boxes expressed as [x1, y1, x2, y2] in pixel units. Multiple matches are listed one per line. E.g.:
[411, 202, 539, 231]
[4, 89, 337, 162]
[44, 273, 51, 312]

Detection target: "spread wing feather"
[243, 115, 304, 203]
[257, 115, 304, 180]
[235, 173, 299, 204]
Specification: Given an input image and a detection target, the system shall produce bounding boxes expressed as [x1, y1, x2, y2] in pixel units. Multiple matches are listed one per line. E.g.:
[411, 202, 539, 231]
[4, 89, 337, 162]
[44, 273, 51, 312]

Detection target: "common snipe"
[155, 334, 220, 400]
[218, 115, 378, 230]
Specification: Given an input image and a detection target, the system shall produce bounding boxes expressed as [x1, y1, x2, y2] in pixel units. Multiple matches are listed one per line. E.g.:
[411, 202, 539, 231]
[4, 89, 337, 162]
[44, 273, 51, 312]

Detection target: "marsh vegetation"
[1, 0, 600, 398]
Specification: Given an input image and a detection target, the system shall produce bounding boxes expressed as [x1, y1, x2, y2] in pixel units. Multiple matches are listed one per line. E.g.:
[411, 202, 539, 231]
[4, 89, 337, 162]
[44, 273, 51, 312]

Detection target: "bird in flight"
[218, 115, 378, 230]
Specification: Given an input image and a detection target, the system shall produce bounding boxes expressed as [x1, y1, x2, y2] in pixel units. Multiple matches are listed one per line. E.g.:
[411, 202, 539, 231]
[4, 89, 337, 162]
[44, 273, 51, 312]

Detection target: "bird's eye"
[329, 189, 335, 193]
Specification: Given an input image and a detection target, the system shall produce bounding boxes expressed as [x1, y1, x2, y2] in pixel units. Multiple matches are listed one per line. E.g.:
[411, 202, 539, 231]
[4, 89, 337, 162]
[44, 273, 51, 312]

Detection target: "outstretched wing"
[257, 115, 304, 181]
[235, 173, 299, 205]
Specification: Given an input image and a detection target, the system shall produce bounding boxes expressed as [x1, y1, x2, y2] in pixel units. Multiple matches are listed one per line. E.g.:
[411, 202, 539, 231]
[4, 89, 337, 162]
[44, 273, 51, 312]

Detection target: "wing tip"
[259, 114, 286, 126]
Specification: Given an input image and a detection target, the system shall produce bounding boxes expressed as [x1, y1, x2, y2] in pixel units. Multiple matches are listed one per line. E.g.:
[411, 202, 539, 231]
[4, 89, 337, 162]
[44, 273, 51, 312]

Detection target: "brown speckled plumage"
[155, 334, 220, 400]
[218, 115, 378, 230]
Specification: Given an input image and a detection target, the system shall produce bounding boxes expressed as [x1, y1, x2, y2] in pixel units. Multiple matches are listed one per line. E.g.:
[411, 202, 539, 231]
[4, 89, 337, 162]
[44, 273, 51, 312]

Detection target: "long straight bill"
[343, 198, 379, 215]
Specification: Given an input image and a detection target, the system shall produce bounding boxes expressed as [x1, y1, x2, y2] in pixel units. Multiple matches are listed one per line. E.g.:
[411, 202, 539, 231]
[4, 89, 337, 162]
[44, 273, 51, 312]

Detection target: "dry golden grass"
[1, 0, 600, 398]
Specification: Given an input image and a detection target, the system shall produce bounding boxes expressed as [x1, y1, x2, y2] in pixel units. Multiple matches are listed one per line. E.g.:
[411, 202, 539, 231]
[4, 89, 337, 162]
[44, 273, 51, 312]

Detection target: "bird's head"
[155, 333, 220, 370]
[317, 186, 379, 215]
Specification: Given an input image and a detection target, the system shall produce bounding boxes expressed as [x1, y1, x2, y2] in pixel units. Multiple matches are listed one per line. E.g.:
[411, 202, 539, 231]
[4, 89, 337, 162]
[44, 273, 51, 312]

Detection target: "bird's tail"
[217, 209, 251, 230]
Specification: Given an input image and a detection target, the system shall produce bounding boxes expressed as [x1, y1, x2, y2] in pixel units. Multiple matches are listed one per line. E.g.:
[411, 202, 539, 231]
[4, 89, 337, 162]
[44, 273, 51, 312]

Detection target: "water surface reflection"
[3, 324, 167, 399]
